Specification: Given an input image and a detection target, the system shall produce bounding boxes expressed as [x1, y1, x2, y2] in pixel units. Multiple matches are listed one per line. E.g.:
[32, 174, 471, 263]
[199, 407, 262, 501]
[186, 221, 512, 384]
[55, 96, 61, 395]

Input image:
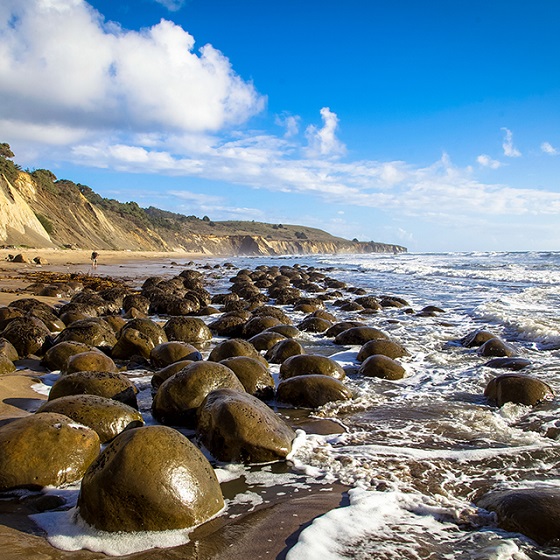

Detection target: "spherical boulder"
[66, 351, 118, 374]
[152, 361, 245, 427]
[478, 488, 560, 545]
[461, 329, 497, 348]
[0, 337, 19, 361]
[151, 360, 194, 390]
[37, 394, 143, 443]
[48, 371, 139, 408]
[325, 321, 365, 338]
[77, 426, 224, 532]
[359, 354, 406, 380]
[265, 324, 300, 338]
[208, 313, 248, 337]
[120, 318, 168, 346]
[248, 331, 287, 351]
[279, 354, 345, 381]
[41, 341, 97, 372]
[477, 338, 516, 358]
[0, 412, 100, 490]
[197, 388, 296, 463]
[265, 338, 305, 364]
[483, 357, 532, 371]
[150, 342, 202, 368]
[207, 338, 260, 362]
[220, 356, 275, 400]
[334, 326, 390, 346]
[1, 316, 50, 357]
[111, 328, 155, 360]
[276, 375, 353, 408]
[55, 318, 118, 351]
[357, 339, 409, 362]
[484, 373, 554, 407]
[297, 317, 333, 333]
[163, 316, 212, 344]
[0, 354, 16, 374]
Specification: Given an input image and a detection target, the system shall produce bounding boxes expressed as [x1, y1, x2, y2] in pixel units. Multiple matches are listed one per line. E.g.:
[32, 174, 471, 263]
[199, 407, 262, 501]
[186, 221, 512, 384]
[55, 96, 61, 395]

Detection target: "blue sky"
[1, 0, 559, 251]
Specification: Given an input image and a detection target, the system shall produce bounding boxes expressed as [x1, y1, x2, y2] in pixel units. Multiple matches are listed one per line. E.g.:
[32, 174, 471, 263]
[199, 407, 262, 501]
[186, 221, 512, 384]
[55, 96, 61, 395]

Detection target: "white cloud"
[275, 113, 300, 138]
[305, 107, 346, 158]
[541, 142, 558, 155]
[0, 0, 264, 141]
[154, 0, 186, 11]
[477, 154, 502, 169]
[501, 127, 522, 157]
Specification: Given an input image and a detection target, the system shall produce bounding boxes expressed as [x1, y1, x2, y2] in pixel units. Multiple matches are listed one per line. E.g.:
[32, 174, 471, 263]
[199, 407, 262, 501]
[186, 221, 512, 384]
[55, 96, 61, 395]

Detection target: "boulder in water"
[484, 373, 554, 407]
[276, 375, 353, 408]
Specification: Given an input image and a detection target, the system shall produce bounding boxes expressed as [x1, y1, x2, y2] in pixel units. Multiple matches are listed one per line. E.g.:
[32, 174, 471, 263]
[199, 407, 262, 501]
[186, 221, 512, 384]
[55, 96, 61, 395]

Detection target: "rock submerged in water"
[484, 373, 554, 407]
[478, 488, 560, 545]
[279, 354, 346, 381]
[196, 388, 296, 463]
[276, 374, 353, 408]
[477, 337, 517, 358]
[358, 354, 406, 380]
[0, 412, 100, 490]
[78, 425, 224, 532]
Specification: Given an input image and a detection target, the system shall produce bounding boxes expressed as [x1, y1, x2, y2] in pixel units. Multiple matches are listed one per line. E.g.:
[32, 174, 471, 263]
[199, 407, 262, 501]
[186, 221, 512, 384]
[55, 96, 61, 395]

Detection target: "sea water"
[32, 251, 560, 558]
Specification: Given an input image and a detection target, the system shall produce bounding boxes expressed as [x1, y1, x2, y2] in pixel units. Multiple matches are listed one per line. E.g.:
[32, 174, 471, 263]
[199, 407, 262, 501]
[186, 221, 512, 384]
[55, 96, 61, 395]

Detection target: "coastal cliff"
[0, 161, 406, 256]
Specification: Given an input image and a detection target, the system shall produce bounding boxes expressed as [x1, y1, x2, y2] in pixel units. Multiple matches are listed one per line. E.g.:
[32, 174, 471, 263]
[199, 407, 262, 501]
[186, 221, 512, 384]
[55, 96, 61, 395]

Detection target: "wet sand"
[0, 250, 349, 559]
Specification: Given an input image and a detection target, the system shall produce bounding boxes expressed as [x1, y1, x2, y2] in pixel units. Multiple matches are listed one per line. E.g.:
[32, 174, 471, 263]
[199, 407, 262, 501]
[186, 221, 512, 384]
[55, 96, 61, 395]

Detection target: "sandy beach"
[0, 248, 348, 560]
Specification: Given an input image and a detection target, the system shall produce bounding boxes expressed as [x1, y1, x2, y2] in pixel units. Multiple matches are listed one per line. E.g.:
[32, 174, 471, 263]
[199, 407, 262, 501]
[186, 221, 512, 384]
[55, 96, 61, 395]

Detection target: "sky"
[1, 0, 560, 252]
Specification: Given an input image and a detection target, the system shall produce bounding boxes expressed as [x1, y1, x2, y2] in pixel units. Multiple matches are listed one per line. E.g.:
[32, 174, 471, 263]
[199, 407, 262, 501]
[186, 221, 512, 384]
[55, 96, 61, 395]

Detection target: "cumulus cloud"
[501, 127, 522, 157]
[541, 142, 558, 155]
[275, 113, 300, 138]
[0, 0, 264, 142]
[477, 154, 502, 169]
[305, 107, 346, 158]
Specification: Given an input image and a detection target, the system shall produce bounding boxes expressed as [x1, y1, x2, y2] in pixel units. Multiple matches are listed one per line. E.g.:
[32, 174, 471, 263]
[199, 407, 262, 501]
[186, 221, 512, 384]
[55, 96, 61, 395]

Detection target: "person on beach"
[91, 251, 98, 269]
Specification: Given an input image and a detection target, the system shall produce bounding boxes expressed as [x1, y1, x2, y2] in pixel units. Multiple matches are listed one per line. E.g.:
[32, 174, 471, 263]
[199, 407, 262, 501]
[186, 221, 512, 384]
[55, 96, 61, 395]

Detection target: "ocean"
[32, 251, 560, 558]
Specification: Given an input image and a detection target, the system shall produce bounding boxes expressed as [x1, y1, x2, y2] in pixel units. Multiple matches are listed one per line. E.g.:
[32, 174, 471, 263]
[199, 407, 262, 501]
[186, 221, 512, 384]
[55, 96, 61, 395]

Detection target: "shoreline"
[0, 254, 349, 559]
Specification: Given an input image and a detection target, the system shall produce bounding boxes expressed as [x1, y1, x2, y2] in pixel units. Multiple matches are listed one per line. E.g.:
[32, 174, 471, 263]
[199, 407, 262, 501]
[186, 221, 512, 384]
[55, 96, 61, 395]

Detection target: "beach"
[0, 249, 351, 560]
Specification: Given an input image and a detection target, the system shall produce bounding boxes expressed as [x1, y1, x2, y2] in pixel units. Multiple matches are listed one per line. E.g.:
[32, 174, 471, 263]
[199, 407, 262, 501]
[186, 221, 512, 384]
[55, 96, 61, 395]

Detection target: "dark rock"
[276, 374, 353, 408]
[478, 488, 560, 545]
[335, 326, 390, 346]
[37, 394, 143, 443]
[265, 324, 301, 338]
[122, 293, 150, 315]
[207, 338, 261, 362]
[484, 373, 554, 407]
[280, 354, 345, 381]
[325, 321, 365, 338]
[265, 338, 305, 364]
[208, 313, 248, 337]
[120, 318, 168, 347]
[478, 338, 516, 357]
[461, 329, 497, 348]
[1, 316, 50, 357]
[249, 331, 287, 351]
[0, 412, 100, 490]
[0, 355, 16, 374]
[357, 339, 409, 361]
[354, 296, 381, 310]
[112, 328, 155, 360]
[297, 317, 333, 333]
[150, 342, 202, 368]
[48, 371, 139, 408]
[66, 351, 118, 374]
[483, 357, 532, 370]
[78, 426, 223, 532]
[152, 361, 244, 427]
[0, 337, 19, 361]
[220, 356, 275, 400]
[359, 355, 406, 380]
[242, 316, 283, 339]
[151, 360, 194, 390]
[41, 341, 97, 372]
[55, 318, 118, 351]
[163, 316, 212, 344]
[197, 388, 296, 463]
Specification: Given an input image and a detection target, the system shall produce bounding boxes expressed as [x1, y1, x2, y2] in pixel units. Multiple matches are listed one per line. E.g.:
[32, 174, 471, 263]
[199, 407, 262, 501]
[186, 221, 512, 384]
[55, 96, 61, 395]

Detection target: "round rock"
[357, 339, 409, 361]
[484, 373, 554, 407]
[163, 317, 212, 344]
[150, 342, 202, 368]
[66, 351, 118, 374]
[359, 354, 406, 380]
[220, 356, 275, 400]
[279, 354, 345, 381]
[78, 426, 224, 532]
[276, 375, 353, 408]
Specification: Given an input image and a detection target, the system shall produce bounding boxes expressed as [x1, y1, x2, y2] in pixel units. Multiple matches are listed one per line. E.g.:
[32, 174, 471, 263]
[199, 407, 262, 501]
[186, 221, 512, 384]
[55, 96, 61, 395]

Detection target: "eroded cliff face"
[0, 170, 407, 255]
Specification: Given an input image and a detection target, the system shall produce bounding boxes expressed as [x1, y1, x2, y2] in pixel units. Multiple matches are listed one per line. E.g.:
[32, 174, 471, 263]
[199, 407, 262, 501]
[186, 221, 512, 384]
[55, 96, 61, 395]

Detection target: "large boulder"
[334, 326, 390, 346]
[151, 360, 194, 390]
[357, 339, 409, 361]
[279, 354, 345, 381]
[208, 312, 249, 337]
[120, 318, 168, 346]
[78, 426, 224, 532]
[478, 488, 560, 545]
[197, 388, 296, 463]
[48, 371, 139, 408]
[150, 342, 202, 368]
[163, 317, 212, 344]
[0, 413, 100, 490]
[152, 361, 245, 427]
[0, 337, 19, 361]
[325, 321, 365, 338]
[484, 373, 554, 407]
[207, 338, 261, 362]
[1, 316, 50, 357]
[0, 354, 16, 374]
[265, 338, 305, 364]
[483, 357, 531, 371]
[41, 341, 98, 372]
[66, 351, 118, 374]
[220, 356, 275, 400]
[477, 338, 516, 358]
[55, 318, 118, 351]
[461, 329, 497, 348]
[111, 328, 155, 360]
[248, 331, 287, 351]
[358, 355, 406, 380]
[276, 375, 353, 408]
[297, 317, 333, 333]
[37, 394, 143, 443]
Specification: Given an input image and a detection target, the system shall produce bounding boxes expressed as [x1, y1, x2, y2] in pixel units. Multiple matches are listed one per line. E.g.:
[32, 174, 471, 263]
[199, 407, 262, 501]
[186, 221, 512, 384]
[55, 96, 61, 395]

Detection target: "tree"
[0, 143, 14, 159]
